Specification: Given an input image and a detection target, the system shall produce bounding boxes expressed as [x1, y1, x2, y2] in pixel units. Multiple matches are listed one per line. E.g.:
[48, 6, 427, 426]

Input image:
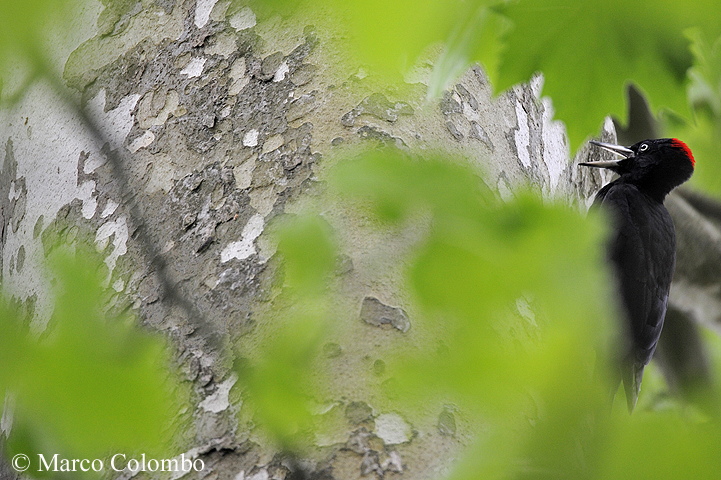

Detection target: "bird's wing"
[601, 184, 676, 366]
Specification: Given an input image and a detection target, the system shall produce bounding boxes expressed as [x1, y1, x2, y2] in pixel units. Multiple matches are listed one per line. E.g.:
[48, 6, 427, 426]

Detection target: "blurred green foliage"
[246, 0, 721, 156]
[6, 0, 721, 193]
[0, 0, 73, 58]
[0, 0, 81, 100]
[243, 150, 721, 478]
[5, 0, 721, 477]
[332, 154, 617, 473]
[0, 246, 183, 474]
[493, 0, 721, 152]
[235, 215, 338, 448]
[666, 30, 721, 195]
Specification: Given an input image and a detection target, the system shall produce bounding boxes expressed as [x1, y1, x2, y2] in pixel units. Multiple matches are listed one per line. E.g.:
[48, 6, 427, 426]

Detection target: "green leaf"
[596, 412, 721, 479]
[0, 0, 81, 100]
[0, 247, 183, 461]
[666, 32, 721, 196]
[332, 151, 613, 415]
[272, 214, 337, 295]
[686, 30, 721, 116]
[249, 0, 499, 83]
[427, 5, 509, 99]
[235, 214, 338, 447]
[342, 0, 472, 75]
[495, 0, 721, 151]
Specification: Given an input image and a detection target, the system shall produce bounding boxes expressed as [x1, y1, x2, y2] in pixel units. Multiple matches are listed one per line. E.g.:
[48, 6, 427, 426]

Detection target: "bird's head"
[581, 138, 695, 201]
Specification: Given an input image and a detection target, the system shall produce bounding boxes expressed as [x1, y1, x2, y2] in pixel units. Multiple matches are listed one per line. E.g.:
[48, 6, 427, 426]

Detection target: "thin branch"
[33, 51, 222, 349]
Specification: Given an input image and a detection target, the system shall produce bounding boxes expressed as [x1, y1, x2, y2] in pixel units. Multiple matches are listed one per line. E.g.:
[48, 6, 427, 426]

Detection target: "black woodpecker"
[580, 138, 695, 412]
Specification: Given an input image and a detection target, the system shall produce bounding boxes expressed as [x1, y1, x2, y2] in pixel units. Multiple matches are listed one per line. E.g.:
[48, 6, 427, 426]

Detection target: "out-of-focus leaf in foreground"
[332, 150, 617, 475]
[426, 4, 508, 99]
[246, 0, 501, 88]
[595, 412, 721, 479]
[0, 0, 73, 58]
[0, 0, 81, 99]
[331, 150, 721, 478]
[0, 248, 181, 465]
[238, 147, 721, 477]
[343, 0, 505, 90]
[667, 31, 721, 196]
[235, 215, 337, 448]
[495, 0, 721, 152]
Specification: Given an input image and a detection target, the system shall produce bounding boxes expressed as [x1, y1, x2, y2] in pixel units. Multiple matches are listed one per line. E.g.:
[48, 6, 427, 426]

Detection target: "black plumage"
[581, 138, 695, 412]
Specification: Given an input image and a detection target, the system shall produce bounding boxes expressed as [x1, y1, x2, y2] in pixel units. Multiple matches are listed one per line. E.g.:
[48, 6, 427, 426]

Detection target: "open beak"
[579, 140, 634, 168]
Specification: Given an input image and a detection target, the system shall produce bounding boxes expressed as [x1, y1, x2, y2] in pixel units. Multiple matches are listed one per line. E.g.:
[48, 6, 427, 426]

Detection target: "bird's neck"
[625, 173, 683, 204]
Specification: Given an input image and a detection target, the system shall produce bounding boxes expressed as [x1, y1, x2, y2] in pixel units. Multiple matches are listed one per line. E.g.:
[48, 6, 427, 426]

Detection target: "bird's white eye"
[639, 143, 649, 152]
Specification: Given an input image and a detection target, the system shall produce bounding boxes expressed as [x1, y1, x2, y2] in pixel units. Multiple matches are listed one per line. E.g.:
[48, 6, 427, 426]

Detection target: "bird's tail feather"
[622, 362, 645, 413]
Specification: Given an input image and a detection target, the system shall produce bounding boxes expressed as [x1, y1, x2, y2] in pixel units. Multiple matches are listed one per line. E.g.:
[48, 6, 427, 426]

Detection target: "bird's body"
[581, 138, 695, 412]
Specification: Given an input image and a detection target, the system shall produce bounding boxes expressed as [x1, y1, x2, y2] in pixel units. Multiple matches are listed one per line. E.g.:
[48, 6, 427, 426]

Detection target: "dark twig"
[34, 52, 221, 349]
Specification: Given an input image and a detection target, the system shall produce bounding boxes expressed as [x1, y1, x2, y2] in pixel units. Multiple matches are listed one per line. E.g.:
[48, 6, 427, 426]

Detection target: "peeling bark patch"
[261, 134, 284, 154]
[0, 139, 17, 279]
[230, 7, 257, 31]
[287, 94, 316, 122]
[260, 52, 285, 81]
[247, 469, 269, 480]
[9, 177, 27, 234]
[87, 90, 141, 150]
[199, 373, 237, 413]
[455, 83, 478, 111]
[359, 296, 410, 332]
[181, 57, 208, 77]
[233, 156, 256, 189]
[514, 99, 532, 168]
[15, 245, 25, 273]
[220, 213, 264, 262]
[100, 200, 119, 218]
[346, 428, 373, 455]
[375, 413, 412, 445]
[540, 97, 569, 197]
[497, 172, 514, 202]
[440, 86, 497, 148]
[195, 0, 218, 29]
[357, 126, 407, 149]
[361, 453, 380, 476]
[446, 121, 464, 141]
[95, 215, 129, 279]
[381, 451, 403, 473]
[440, 90, 462, 115]
[229, 57, 249, 95]
[243, 129, 259, 147]
[273, 62, 289, 82]
[33, 215, 43, 239]
[373, 359, 385, 376]
[136, 89, 182, 129]
[345, 401, 373, 425]
[78, 180, 97, 219]
[437, 406, 456, 436]
[290, 64, 316, 86]
[128, 130, 156, 153]
[470, 120, 493, 150]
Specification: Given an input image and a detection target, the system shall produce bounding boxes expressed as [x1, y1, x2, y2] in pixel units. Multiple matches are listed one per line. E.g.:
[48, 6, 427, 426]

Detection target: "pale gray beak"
[579, 140, 634, 168]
